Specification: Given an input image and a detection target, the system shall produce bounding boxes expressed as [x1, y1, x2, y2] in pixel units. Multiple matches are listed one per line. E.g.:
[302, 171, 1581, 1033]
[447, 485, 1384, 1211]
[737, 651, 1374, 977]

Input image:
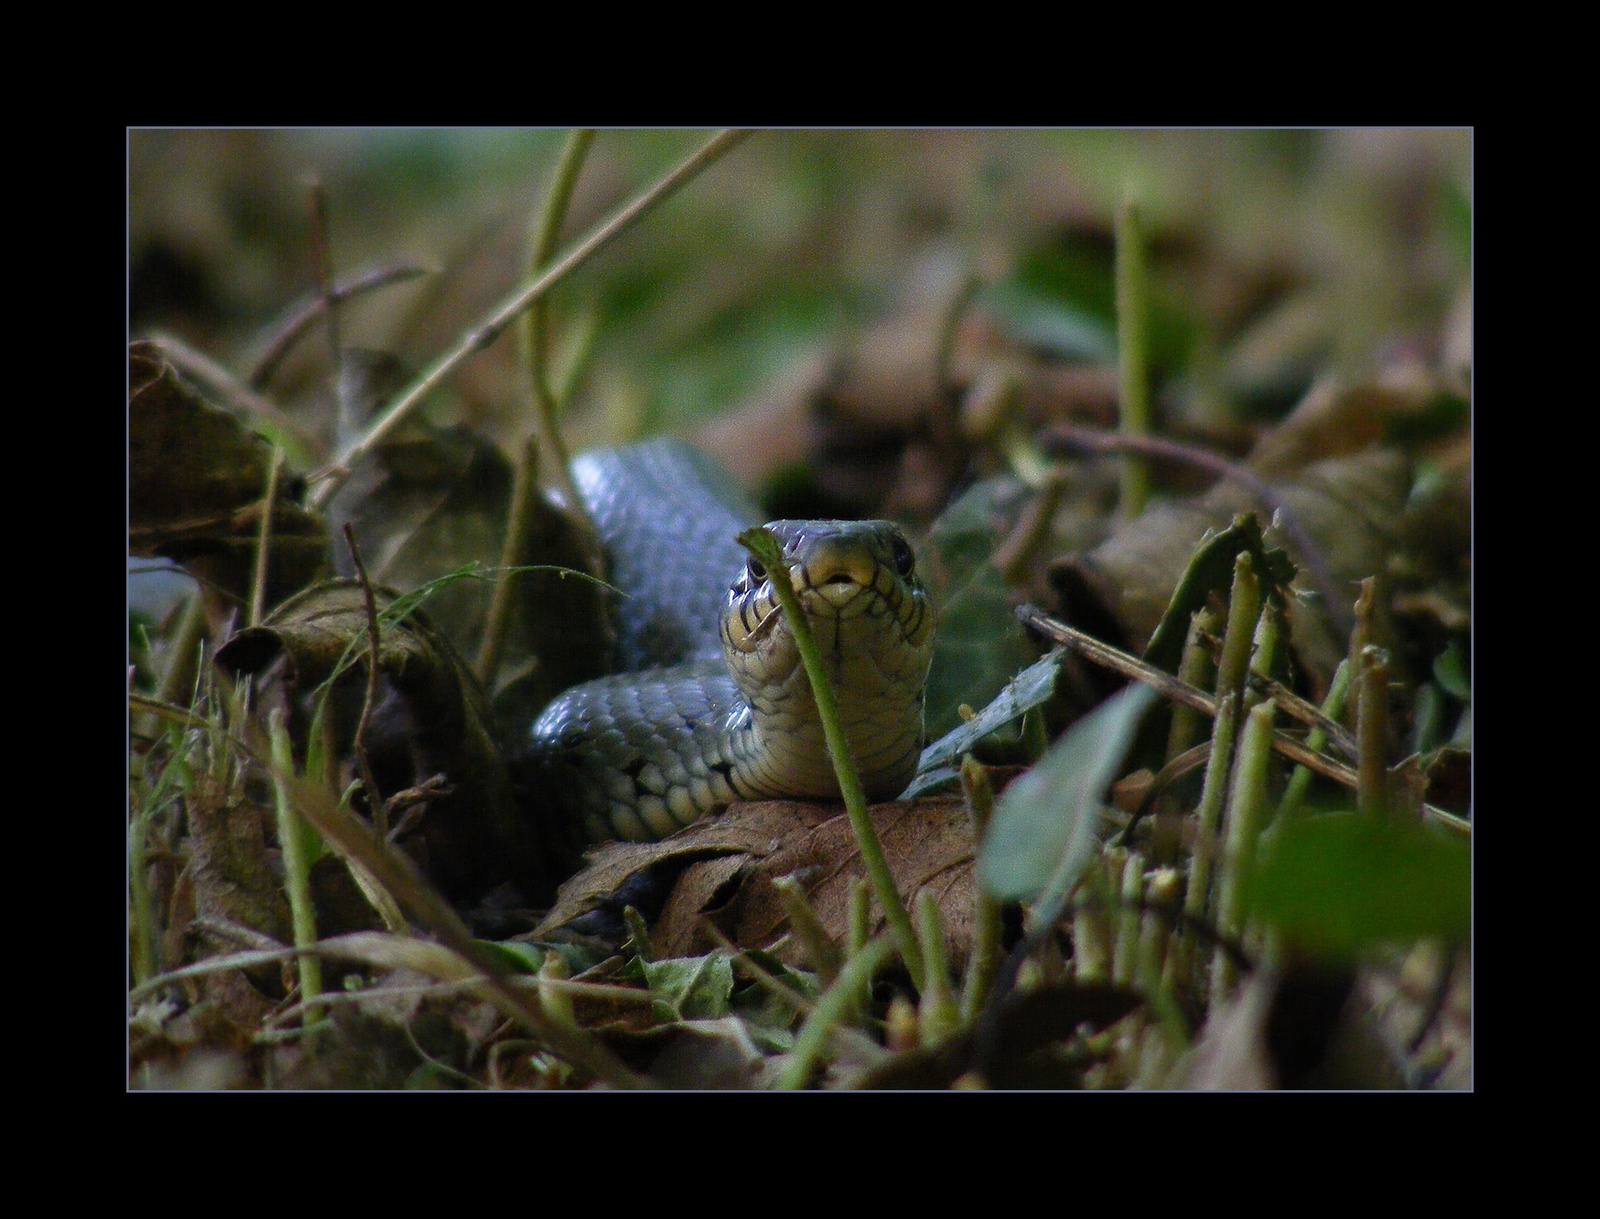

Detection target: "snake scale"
[526, 439, 936, 852]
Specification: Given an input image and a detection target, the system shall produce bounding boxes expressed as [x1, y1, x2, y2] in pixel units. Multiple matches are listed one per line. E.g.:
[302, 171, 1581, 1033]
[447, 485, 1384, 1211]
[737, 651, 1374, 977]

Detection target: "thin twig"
[1193, 627, 1358, 758]
[478, 129, 600, 684]
[383, 774, 453, 844]
[525, 128, 603, 562]
[149, 333, 319, 449]
[311, 128, 752, 509]
[1014, 604, 1469, 836]
[248, 264, 431, 389]
[1246, 671, 1357, 760]
[248, 447, 284, 628]
[931, 273, 982, 473]
[342, 524, 386, 836]
[1113, 740, 1211, 847]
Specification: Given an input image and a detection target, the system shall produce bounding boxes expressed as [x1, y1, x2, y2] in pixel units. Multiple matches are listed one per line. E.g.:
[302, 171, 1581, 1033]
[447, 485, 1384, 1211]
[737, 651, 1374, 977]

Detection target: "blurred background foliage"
[129, 128, 1470, 456]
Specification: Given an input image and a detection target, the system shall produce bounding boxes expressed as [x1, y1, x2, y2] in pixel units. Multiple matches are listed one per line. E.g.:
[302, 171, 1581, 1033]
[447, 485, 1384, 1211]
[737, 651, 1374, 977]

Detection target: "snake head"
[723, 519, 934, 651]
[719, 520, 936, 799]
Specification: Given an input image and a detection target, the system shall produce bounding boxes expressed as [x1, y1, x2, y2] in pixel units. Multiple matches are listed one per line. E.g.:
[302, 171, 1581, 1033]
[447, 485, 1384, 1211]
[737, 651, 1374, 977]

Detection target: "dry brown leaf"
[215, 580, 542, 904]
[128, 341, 325, 605]
[539, 797, 977, 974]
[1178, 969, 1280, 1090]
[1052, 446, 1410, 687]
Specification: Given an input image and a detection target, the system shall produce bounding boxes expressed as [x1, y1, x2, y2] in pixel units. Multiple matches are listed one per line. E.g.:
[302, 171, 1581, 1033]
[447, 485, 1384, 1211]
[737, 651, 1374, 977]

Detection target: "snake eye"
[890, 534, 915, 577]
[746, 558, 767, 583]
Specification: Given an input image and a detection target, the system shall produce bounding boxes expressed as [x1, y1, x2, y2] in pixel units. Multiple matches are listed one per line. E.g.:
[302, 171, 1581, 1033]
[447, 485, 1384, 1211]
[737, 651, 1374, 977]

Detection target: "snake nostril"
[823, 573, 855, 586]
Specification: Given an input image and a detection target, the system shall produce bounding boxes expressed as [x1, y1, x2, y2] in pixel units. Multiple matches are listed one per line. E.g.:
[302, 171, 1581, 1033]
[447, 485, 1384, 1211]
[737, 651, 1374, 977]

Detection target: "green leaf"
[978, 683, 1156, 914]
[476, 940, 544, 975]
[1433, 639, 1471, 701]
[985, 243, 1196, 374]
[639, 952, 736, 1022]
[905, 649, 1064, 799]
[1142, 513, 1297, 674]
[982, 280, 1117, 363]
[1246, 813, 1470, 956]
[922, 477, 1036, 741]
[731, 950, 819, 1050]
[923, 564, 1035, 741]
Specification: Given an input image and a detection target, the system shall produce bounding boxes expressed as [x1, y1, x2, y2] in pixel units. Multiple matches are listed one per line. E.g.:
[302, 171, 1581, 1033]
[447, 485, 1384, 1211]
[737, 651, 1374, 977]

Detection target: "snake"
[525, 439, 936, 855]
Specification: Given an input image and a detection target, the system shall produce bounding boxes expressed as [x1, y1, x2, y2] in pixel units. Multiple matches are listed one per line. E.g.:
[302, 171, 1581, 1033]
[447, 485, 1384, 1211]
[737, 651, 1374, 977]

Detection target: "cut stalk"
[1179, 552, 1261, 990]
[958, 756, 1002, 1022]
[1211, 697, 1277, 999]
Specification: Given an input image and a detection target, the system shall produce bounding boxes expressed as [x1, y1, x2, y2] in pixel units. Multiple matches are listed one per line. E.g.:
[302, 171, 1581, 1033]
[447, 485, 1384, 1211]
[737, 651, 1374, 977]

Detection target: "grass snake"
[526, 439, 936, 854]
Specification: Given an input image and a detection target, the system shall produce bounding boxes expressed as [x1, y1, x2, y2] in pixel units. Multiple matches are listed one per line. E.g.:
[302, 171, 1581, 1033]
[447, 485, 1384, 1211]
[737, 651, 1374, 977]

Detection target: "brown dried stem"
[1014, 603, 1469, 836]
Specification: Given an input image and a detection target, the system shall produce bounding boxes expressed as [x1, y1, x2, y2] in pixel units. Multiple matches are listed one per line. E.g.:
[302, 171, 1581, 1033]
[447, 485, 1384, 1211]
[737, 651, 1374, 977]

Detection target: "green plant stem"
[1347, 577, 1375, 721]
[1245, 600, 1282, 711]
[268, 709, 323, 1024]
[1073, 861, 1113, 983]
[623, 905, 654, 963]
[129, 797, 159, 987]
[773, 876, 843, 985]
[479, 129, 599, 686]
[1155, 607, 1221, 860]
[1275, 658, 1351, 821]
[1115, 198, 1151, 522]
[915, 889, 958, 1046]
[1184, 553, 1260, 918]
[538, 953, 577, 1028]
[1180, 553, 1260, 986]
[737, 526, 926, 992]
[776, 935, 896, 1090]
[524, 128, 599, 534]
[311, 128, 751, 509]
[846, 877, 871, 961]
[475, 436, 541, 684]
[1143, 865, 1183, 995]
[1113, 849, 1145, 987]
[959, 757, 1002, 1022]
[1211, 697, 1277, 999]
[1137, 865, 1189, 1073]
[1015, 603, 1470, 838]
[525, 129, 598, 406]
[1357, 644, 1391, 820]
[248, 447, 284, 629]
[1167, 609, 1221, 764]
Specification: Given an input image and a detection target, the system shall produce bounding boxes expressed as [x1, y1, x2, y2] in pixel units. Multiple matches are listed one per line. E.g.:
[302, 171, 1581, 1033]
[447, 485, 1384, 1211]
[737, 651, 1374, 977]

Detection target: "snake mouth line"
[725, 575, 925, 656]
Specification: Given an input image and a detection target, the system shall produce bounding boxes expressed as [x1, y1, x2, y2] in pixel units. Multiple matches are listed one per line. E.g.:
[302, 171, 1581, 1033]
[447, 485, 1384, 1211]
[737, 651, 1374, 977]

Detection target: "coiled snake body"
[527, 440, 936, 849]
